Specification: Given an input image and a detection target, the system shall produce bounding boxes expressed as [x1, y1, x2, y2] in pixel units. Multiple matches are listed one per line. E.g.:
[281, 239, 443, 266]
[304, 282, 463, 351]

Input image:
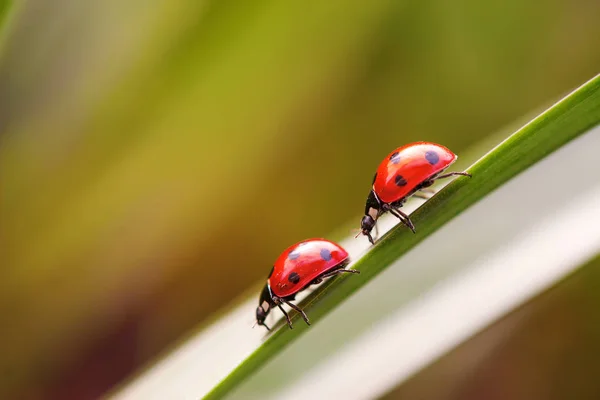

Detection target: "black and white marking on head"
[368, 207, 378, 220]
[288, 272, 300, 284]
[394, 175, 407, 186]
[261, 300, 271, 312]
[425, 150, 439, 165]
[288, 250, 301, 260]
[389, 151, 401, 164]
[320, 248, 332, 261]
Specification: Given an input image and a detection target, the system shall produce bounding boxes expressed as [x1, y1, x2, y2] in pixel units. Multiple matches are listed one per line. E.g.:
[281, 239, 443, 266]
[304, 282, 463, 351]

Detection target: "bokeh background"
[1, 0, 599, 398]
[382, 254, 600, 400]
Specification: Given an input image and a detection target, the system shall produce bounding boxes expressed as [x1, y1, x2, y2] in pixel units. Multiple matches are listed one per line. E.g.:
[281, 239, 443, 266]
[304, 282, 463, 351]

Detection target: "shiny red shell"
[269, 238, 349, 298]
[373, 141, 457, 204]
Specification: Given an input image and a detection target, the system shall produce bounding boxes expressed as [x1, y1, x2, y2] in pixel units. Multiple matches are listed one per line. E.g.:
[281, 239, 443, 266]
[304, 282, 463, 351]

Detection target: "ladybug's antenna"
[350, 228, 362, 239]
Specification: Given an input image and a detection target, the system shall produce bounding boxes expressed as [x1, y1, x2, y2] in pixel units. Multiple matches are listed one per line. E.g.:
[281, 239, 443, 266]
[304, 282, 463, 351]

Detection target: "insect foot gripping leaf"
[360, 142, 471, 244]
[255, 238, 358, 331]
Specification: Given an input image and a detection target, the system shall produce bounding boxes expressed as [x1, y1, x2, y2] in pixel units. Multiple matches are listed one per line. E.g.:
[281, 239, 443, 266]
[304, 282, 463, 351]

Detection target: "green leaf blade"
[203, 74, 600, 399]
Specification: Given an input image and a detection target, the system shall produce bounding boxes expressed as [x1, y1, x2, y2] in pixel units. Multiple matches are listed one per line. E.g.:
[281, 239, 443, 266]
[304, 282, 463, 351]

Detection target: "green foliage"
[1, 0, 600, 397]
[205, 74, 600, 399]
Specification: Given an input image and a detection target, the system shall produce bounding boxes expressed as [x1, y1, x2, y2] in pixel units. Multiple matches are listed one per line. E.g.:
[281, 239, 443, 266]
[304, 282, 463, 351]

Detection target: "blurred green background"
[1, 0, 599, 398]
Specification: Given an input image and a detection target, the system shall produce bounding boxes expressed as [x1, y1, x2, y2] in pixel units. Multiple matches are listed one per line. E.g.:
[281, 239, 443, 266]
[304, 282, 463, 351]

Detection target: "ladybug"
[255, 238, 359, 330]
[359, 141, 471, 244]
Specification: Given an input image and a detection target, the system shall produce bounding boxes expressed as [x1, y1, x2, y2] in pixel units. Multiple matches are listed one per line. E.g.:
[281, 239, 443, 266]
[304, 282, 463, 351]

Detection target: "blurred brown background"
[1, 0, 599, 398]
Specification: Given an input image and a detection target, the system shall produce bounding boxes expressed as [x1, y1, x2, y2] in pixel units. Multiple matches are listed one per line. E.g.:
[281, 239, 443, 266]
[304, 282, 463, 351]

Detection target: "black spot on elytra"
[395, 175, 407, 186]
[288, 272, 300, 284]
[267, 266, 274, 278]
[372, 173, 377, 184]
[288, 251, 300, 260]
[425, 151, 439, 165]
[389, 151, 401, 164]
[320, 248, 332, 261]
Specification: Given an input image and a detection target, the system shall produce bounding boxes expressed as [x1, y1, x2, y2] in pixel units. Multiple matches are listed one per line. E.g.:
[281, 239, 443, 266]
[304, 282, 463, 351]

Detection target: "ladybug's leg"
[310, 268, 359, 286]
[283, 301, 311, 326]
[318, 268, 360, 280]
[419, 172, 471, 193]
[276, 303, 294, 329]
[434, 171, 471, 180]
[388, 208, 416, 233]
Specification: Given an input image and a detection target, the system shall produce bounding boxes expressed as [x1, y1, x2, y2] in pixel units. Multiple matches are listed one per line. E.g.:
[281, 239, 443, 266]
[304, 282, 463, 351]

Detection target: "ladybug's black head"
[256, 305, 270, 331]
[360, 215, 376, 245]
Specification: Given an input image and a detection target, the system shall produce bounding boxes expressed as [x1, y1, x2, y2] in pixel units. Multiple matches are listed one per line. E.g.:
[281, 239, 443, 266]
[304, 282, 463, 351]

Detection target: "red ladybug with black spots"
[256, 238, 359, 330]
[359, 141, 471, 244]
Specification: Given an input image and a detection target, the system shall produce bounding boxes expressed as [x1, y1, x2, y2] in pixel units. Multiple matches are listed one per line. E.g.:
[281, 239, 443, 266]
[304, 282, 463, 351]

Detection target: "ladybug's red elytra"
[256, 238, 359, 330]
[360, 141, 471, 244]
